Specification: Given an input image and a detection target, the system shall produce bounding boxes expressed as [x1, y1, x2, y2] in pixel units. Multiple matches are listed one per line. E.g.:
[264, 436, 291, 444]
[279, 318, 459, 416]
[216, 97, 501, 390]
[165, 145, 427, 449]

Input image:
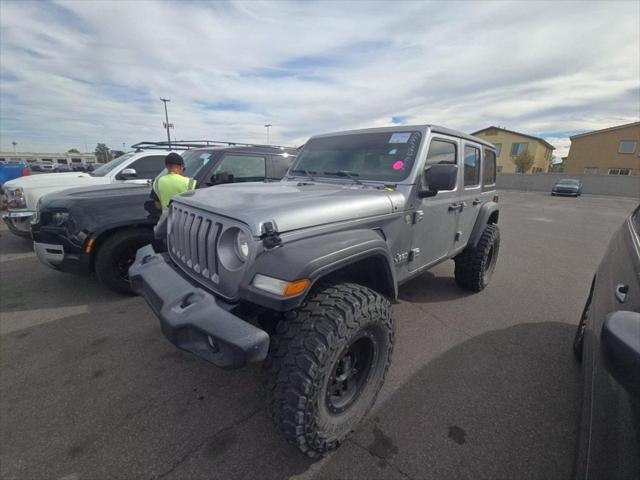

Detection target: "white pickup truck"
[2, 149, 176, 237]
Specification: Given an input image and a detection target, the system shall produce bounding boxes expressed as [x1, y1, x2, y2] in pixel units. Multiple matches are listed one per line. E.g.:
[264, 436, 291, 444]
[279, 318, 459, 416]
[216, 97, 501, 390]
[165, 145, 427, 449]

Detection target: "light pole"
[264, 124, 272, 144]
[160, 98, 173, 147]
[12, 141, 17, 153]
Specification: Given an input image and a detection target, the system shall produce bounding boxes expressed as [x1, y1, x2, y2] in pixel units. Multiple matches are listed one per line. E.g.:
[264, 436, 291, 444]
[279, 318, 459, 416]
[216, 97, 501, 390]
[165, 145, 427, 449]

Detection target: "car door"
[578, 208, 640, 479]
[117, 155, 165, 183]
[212, 154, 267, 183]
[455, 143, 483, 248]
[409, 135, 460, 272]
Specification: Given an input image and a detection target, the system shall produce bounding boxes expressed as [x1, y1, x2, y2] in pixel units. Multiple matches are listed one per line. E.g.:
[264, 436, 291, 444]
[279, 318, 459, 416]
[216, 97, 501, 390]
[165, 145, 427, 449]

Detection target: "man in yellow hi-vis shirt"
[152, 153, 196, 212]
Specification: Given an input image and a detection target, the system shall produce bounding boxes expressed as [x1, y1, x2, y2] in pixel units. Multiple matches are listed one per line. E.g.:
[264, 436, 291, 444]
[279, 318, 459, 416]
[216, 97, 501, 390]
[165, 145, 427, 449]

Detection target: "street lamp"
[264, 124, 272, 144]
[160, 98, 174, 147]
[12, 141, 17, 153]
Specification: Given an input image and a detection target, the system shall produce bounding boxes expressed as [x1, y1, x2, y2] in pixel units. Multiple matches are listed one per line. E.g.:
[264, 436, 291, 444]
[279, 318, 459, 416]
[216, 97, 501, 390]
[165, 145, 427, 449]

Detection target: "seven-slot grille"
[169, 204, 223, 283]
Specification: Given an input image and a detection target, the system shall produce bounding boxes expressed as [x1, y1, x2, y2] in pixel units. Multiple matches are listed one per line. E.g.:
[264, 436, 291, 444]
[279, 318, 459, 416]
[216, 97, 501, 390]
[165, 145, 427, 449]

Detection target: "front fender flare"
[241, 229, 397, 310]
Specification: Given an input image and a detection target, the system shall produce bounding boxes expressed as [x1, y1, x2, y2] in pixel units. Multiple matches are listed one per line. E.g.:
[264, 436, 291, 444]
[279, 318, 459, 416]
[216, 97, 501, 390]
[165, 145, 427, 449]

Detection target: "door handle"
[448, 203, 462, 212]
[472, 198, 482, 206]
[615, 284, 629, 303]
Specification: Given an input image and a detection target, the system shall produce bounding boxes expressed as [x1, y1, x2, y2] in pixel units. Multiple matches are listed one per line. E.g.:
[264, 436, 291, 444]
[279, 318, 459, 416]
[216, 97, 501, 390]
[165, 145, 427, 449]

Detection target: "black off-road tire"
[95, 228, 153, 295]
[265, 283, 395, 457]
[454, 224, 500, 292]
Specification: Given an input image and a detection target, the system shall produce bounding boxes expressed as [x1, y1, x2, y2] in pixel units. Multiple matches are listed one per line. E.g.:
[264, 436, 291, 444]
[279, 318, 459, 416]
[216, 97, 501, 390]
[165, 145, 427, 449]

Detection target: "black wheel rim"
[483, 243, 497, 283]
[325, 330, 377, 415]
[115, 246, 137, 281]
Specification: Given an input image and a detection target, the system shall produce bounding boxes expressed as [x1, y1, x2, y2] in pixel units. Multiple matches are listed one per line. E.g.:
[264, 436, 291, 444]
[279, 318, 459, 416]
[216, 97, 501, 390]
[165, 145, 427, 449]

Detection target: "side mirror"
[601, 310, 640, 397]
[419, 164, 457, 198]
[118, 168, 137, 180]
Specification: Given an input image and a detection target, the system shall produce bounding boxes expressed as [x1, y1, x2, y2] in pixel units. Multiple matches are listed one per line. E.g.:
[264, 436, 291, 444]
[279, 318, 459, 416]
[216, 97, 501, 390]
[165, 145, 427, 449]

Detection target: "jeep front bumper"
[129, 245, 270, 369]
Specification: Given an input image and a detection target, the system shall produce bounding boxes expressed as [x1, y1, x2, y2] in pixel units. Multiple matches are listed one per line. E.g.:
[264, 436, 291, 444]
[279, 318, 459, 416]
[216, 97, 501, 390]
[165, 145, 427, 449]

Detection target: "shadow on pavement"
[338, 321, 581, 480]
[399, 268, 475, 304]
[1, 311, 581, 479]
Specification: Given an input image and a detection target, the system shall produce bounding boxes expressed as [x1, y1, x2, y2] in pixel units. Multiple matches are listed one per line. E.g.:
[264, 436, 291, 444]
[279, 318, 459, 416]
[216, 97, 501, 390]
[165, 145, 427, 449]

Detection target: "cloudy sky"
[0, 0, 638, 158]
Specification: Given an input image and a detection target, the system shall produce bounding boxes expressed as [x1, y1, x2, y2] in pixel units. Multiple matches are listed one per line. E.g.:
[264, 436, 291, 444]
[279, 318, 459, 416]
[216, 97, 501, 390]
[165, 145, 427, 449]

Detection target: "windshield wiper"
[324, 170, 363, 185]
[290, 169, 317, 181]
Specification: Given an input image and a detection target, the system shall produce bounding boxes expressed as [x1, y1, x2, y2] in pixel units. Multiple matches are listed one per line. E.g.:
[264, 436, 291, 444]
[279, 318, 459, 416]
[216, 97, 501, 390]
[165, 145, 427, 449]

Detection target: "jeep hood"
[176, 181, 404, 235]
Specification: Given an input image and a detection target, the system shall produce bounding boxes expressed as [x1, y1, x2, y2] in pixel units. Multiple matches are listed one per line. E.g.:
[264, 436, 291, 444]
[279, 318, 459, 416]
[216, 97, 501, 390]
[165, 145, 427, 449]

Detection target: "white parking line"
[0, 305, 89, 334]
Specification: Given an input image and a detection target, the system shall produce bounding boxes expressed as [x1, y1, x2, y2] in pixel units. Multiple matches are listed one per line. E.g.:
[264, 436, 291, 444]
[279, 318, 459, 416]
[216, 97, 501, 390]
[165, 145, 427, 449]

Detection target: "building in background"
[549, 157, 566, 173]
[472, 126, 555, 174]
[0, 152, 97, 169]
[564, 122, 640, 176]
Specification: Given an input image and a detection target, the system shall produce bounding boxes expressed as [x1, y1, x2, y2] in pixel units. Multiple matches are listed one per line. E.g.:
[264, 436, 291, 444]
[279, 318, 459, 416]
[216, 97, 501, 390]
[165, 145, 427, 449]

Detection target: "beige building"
[564, 122, 640, 176]
[472, 126, 555, 174]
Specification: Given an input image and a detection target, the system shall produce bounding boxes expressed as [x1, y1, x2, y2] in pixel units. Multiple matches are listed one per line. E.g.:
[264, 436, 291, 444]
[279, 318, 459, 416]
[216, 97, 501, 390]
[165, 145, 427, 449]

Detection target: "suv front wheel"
[265, 282, 395, 457]
[95, 228, 153, 295]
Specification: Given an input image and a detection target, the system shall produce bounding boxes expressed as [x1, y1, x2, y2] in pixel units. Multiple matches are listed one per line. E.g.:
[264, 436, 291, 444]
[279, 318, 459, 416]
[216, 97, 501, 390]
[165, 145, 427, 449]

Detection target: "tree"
[512, 149, 535, 174]
[67, 148, 81, 153]
[111, 150, 125, 158]
[94, 143, 111, 163]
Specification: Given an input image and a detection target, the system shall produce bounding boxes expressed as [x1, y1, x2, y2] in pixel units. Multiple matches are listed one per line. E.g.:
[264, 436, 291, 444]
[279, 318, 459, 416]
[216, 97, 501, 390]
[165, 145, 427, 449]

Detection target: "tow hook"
[261, 221, 282, 248]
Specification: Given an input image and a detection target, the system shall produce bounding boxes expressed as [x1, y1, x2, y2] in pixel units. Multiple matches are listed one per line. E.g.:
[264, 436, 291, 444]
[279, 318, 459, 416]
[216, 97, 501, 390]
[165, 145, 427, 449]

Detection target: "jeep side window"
[127, 155, 165, 179]
[215, 155, 266, 182]
[425, 139, 457, 167]
[483, 149, 496, 186]
[464, 146, 480, 187]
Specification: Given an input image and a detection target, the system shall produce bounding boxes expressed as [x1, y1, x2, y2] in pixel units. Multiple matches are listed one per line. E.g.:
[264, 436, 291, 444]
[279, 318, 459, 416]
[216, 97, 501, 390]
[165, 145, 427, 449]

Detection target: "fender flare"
[242, 228, 397, 310]
[468, 202, 499, 249]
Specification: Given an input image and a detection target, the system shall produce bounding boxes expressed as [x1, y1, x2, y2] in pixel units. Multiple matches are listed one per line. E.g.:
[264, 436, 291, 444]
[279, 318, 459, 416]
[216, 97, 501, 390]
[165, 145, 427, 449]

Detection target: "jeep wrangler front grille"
[169, 205, 223, 281]
[167, 203, 246, 300]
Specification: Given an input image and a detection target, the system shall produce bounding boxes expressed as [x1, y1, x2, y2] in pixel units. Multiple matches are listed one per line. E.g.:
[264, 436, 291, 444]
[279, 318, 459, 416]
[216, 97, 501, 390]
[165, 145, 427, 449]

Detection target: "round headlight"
[235, 230, 250, 260]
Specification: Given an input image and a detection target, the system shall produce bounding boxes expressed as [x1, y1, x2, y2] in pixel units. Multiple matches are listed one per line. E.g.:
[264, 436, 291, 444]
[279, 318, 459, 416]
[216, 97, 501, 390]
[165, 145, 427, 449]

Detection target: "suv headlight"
[218, 227, 252, 270]
[235, 230, 250, 260]
[52, 211, 70, 227]
[7, 187, 26, 209]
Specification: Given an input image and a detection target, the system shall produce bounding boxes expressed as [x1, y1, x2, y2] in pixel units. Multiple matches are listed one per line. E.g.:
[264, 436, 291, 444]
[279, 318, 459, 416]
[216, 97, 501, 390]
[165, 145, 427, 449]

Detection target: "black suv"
[573, 205, 640, 479]
[31, 142, 296, 294]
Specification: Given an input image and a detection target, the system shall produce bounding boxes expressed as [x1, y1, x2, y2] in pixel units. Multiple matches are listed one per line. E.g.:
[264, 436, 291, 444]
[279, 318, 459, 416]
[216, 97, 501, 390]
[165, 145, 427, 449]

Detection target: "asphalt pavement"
[1, 191, 638, 480]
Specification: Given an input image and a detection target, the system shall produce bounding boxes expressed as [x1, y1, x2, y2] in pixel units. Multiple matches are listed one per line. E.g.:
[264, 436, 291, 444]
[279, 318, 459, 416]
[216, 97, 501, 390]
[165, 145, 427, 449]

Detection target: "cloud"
[0, 0, 638, 155]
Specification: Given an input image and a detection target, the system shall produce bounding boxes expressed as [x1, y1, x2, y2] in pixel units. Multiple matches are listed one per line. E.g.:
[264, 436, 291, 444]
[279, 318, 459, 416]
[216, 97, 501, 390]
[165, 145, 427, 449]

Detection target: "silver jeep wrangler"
[130, 125, 500, 456]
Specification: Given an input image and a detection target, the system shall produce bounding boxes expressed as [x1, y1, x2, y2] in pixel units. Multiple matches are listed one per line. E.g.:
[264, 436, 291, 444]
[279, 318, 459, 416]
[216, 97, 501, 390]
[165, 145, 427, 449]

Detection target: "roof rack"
[130, 140, 295, 152]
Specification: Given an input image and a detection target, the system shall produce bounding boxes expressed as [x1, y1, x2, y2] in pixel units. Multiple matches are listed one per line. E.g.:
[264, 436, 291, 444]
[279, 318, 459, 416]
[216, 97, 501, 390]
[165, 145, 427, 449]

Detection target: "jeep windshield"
[90, 153, 137, 177]
[290, 131, 422, 182]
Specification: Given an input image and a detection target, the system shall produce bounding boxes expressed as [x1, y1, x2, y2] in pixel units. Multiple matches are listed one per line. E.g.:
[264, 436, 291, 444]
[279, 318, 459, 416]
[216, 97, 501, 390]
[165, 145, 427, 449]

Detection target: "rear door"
[455, 142, 484, 249]
[409, 135, 460, 272]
